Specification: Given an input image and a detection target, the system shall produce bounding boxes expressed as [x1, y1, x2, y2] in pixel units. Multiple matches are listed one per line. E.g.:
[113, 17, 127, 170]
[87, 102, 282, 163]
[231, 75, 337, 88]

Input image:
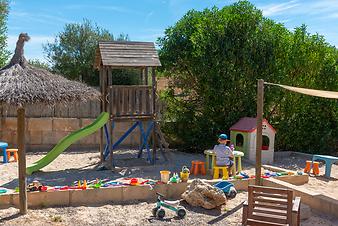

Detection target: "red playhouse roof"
[229, 117, 276, 133]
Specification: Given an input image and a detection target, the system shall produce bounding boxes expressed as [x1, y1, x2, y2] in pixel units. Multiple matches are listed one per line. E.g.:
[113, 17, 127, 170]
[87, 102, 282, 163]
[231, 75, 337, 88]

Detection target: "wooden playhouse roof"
[229, 117, 276, 133]
[94, 41, 161, 69]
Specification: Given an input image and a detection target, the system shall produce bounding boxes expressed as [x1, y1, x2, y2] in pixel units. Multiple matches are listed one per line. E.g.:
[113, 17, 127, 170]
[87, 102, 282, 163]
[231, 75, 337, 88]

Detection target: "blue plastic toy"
[240, 172, 249, 179]
[214, 181, 237, 199]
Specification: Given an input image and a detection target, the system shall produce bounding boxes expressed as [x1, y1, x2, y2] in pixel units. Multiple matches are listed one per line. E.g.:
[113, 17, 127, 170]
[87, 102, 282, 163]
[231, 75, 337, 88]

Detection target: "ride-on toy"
[150, 185, 186, 219]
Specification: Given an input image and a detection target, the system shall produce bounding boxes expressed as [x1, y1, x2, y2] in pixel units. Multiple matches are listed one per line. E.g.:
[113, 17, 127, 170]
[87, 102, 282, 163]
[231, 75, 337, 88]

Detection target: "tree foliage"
[158, 1, 338, 154]
[28, 59, 51, 71]
[0, 0, 9, 67]
[44, 19, 135, 86]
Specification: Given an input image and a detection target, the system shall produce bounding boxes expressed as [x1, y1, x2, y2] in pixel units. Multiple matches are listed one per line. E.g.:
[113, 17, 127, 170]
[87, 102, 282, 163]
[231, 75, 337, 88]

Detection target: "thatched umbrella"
[0, 33, 100, 214]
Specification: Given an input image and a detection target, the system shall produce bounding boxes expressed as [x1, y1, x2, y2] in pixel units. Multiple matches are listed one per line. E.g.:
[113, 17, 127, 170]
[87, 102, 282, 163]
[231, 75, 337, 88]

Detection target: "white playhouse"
[230, 117, 276, 164]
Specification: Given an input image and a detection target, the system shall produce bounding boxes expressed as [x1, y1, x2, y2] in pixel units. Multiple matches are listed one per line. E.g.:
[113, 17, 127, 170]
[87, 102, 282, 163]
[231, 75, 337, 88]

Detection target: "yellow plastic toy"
[213, 166, 229, 180]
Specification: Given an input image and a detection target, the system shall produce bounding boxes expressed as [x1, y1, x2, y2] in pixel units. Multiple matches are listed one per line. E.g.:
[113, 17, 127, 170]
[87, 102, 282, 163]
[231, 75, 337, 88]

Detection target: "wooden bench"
[242, 185, 301, 226]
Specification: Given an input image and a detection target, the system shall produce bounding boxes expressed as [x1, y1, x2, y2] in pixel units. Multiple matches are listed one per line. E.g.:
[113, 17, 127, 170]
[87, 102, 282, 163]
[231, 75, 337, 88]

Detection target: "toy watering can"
[180, 166, 190, 182]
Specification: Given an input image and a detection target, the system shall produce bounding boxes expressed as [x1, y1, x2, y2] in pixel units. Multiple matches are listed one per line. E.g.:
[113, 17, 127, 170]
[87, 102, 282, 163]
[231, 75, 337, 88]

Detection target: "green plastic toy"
[150, 185, 186, 219]
[169, 173, 180, 183]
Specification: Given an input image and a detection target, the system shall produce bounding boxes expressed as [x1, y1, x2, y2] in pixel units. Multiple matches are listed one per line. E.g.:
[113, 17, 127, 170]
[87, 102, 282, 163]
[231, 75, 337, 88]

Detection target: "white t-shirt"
[213, 144, 233, 166]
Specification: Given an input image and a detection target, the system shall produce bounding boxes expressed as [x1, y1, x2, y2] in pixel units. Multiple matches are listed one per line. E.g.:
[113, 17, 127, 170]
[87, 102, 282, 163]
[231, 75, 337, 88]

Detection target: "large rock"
[181, 179, 227, 209]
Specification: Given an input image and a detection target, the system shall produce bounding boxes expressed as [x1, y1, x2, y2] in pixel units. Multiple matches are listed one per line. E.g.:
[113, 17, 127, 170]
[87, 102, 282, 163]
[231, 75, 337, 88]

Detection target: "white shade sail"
[264, 82, 338, 99]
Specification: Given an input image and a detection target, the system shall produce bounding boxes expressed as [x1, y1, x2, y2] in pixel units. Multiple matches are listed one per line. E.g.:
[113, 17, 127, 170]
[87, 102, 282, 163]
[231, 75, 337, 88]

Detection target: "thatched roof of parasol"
[0, 33, 100, 108]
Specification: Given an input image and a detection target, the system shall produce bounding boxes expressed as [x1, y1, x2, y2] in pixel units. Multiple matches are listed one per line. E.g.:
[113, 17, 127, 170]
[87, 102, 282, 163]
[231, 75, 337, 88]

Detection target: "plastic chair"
[191, 161, 206, 176]
[213, 166, 229, 180]
[6, 149, 18, 162]
[312, 161, 320, 175]
[304, 160, 311, 173]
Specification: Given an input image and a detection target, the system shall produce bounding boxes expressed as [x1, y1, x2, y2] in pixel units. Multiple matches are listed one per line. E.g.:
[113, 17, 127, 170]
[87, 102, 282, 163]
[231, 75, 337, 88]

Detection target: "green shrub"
[158, 1, 338, 154]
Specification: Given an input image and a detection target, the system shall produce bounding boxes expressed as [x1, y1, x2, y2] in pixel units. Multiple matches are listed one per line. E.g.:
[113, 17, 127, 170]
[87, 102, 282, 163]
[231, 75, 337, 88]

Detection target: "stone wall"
[0, 117, 141, 151]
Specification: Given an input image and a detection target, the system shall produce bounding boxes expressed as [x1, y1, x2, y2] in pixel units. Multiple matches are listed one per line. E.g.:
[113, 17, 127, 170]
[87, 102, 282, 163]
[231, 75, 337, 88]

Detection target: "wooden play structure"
[94, 41, 167, 168]
[230, 117, 276, 164]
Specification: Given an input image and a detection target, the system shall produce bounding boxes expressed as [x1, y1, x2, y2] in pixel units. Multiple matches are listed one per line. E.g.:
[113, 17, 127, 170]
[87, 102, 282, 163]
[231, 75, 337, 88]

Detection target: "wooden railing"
[109, 85, 153, 118]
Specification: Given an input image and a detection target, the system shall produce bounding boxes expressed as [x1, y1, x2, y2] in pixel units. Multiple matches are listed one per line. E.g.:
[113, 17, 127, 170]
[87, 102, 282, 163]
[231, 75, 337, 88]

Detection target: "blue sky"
[6, 0, 338, 61]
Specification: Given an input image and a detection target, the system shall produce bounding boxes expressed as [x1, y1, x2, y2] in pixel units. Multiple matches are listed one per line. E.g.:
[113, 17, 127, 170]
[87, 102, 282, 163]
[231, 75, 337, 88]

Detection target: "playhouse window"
[262, 135, 270, 150]
[236, 134, 244, 147]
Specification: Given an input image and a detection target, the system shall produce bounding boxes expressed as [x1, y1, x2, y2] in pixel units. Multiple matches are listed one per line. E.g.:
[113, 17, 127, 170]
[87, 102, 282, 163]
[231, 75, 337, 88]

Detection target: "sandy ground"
[1, 192, 338, 226]
[1, 150, 338, 225]
[273, 153, 338, 199]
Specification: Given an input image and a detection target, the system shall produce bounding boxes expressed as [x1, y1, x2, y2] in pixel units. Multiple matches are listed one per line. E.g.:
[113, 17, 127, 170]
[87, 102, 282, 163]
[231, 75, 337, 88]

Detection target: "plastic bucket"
[160, 171, 170, 183]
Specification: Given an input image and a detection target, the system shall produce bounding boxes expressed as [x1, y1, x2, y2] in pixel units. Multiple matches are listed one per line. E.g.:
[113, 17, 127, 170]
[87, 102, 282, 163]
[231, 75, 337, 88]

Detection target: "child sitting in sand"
[213, 134, 234, 170]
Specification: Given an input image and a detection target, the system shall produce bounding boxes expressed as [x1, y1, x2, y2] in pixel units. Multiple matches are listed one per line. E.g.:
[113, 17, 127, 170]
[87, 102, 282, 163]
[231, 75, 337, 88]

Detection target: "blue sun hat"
[218, 134, 229, 140]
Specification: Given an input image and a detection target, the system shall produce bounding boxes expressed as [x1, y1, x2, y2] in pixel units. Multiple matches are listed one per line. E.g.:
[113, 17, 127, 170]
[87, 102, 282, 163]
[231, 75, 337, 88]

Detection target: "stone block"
[122, 185, 154, 201]
[42, 131, 69, 145]
[28, 131, 42, 145]
[28, 118, 52, 131]
[1, 130, 17, 145]
[81, 118, 94, 127]
[276, 174, 309, 185]
[11, 193, 19, 207]
[70, 187, 123, 205]
[78, 133, 96, 145]
[0, 194, 11, 208]
[53, 118, 79, 132]
[28, 190, 70, 207]
[2, 118, 17, 130]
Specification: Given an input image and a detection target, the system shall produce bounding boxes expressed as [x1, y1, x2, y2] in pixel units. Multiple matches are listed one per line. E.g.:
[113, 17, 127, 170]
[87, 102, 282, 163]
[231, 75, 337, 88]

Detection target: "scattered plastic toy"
[169, 173, 180, 183]
[180, 166, 190, 182]
[0, 187, 7, 194]
[149, 185, 186, 219]
[214, 181, 237, 199]
[240, 172, 249, 179]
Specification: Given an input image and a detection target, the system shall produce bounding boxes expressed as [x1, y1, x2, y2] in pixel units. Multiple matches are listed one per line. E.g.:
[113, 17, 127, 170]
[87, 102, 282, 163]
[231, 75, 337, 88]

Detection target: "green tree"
[29, 59, 51, 71]
[158, 1, 338, 153]
[44, 19, 130, 86]
[0, 0, 9, 67]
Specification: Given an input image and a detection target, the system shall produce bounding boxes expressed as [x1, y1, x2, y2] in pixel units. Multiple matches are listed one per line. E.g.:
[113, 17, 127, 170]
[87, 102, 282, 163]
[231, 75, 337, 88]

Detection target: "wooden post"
[17, 107, 27, 214]
[255, 79, 264, 186]
[108, 67, 114, 169]
[151, 67, 157, 164]
[99, 68, 104, 163]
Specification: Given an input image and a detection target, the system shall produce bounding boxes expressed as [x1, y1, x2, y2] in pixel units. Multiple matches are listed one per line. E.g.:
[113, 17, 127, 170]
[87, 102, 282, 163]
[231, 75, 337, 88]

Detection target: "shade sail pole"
[17, 107, 27, 214]
[255, 79, 264, 186]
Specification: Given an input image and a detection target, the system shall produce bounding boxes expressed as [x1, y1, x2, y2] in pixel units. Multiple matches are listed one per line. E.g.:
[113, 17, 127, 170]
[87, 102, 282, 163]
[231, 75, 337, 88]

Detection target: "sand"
[273, 153, 338, 199]
[1, 150, 338, 225]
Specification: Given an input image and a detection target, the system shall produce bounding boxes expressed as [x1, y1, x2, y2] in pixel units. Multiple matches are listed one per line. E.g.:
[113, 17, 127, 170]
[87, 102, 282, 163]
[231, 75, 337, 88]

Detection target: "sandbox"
[1, 163, 337, 221]
[0, 165, 308, 209]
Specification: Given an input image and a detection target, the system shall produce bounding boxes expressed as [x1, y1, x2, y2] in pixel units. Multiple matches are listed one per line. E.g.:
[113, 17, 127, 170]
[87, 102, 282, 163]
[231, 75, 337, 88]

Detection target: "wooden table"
[312, 154, 338, 178]
[0, 142, 8, 163]
[204, 149, 244, 175]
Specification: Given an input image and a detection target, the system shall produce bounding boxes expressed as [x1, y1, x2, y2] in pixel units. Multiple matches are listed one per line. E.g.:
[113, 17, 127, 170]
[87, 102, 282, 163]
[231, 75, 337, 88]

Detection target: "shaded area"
[208, 202, 244, 224]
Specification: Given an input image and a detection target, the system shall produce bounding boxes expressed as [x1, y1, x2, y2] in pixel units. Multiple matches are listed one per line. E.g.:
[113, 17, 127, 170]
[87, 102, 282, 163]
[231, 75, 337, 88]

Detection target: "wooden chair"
[242, 185, 301, 226]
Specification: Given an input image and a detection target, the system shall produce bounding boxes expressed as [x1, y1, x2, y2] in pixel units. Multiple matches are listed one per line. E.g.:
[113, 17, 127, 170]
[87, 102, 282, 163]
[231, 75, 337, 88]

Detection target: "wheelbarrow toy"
[214, 181, 237, 199]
